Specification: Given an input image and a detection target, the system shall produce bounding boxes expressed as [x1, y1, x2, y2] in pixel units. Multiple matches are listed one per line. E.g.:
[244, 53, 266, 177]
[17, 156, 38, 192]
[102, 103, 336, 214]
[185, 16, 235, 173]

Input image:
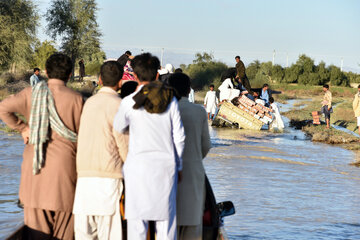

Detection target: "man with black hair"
[113, 53, 185, 240]
[168, 73, 211, 240]
[235, 56, 257, 98]
[73, 61, 128, 239]
[259, 83, 270, 106]
[117, 50, 132, 67]
[30, 67, 40, 86]
[322, 84, 332, 128]
[0, 53, 83, 239]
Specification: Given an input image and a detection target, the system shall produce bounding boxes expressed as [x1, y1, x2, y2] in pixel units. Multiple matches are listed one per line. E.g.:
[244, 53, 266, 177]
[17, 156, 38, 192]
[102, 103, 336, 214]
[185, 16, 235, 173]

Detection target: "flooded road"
[1, 115, 360, 239]
[206, 122, 360, 239]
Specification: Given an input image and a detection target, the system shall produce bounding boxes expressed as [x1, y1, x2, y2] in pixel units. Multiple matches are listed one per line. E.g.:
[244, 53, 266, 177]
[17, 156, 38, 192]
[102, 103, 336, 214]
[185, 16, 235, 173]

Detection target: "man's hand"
[253, 92, 259, 97]
[178, 171, 183, 183]
[21, 127, 30, 144]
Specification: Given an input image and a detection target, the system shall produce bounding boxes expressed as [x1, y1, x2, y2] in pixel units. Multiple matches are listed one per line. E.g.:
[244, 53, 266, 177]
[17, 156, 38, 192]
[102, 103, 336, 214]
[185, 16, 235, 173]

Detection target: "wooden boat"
[5, 176, 235, 240]
[214, 101, 265, 130]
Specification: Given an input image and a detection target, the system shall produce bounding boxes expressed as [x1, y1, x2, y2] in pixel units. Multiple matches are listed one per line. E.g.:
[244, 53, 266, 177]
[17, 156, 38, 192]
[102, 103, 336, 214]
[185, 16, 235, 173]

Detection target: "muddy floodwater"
[1, 115, 360, 239]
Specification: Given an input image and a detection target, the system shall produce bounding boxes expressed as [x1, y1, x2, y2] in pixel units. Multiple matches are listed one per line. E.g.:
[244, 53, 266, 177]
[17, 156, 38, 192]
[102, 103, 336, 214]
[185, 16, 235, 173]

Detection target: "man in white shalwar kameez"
[113, 53, 185, 240]
[204, 84, 219, 120]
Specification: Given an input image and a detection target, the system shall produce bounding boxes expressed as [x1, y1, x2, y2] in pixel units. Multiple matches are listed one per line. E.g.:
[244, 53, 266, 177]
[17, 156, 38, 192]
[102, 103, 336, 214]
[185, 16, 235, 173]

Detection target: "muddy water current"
[1, 109, 360, 239]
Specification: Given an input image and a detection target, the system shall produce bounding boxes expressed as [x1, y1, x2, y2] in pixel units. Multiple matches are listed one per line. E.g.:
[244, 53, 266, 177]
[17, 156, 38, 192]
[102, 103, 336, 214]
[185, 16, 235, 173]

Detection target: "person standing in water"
[113, 53, 185, 240]
[204, 84, 219, 120]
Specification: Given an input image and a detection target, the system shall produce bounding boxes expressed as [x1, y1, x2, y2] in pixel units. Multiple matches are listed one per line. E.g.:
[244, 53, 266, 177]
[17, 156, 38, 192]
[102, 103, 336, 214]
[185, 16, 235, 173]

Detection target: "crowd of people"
[0, 52, 211, 240]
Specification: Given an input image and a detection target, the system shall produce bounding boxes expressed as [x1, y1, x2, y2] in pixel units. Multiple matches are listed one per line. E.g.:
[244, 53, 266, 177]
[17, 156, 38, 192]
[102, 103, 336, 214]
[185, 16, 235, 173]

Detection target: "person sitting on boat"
[0, 53, 84, 239]
[113, 53, 185, 240]
[269, 97, 285, 131]
[259, 83, 270, 107]
[168, 73, 211, 240]
[218, 77, 240, 102]
[204, 84, 219, 120]
[73, 61, 128, 239]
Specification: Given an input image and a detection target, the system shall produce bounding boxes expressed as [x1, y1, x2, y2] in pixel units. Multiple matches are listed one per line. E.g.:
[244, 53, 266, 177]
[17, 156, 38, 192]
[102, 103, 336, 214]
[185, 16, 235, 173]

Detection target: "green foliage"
[0, 0, 39, 72]
[284, 64, 301, 83]
[31, 40, 57, 69]
[46, 0, 104, 79]
[183, 52, 228, 90]
[246, 60, 261, 80]
[329, 65, 349, 86]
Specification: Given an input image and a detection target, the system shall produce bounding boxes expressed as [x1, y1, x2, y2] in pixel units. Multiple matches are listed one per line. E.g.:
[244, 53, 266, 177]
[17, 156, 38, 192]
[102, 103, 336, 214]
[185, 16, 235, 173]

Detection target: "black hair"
[262, 83, 269, 88]
[210, 84, 215, 88]
[120, 81, 138, 98]
[358, 84, 360, 89]
[235, 56, 240, 60]
[132, 53, 160, 82]
[34, 68, 40, 72]
[269, 97, 274, 103]
[100, 61, 124, 87]
[125, 51, 132, 56]
[174, 68, 183, 73]
[323, 84, 329, 89]
[168, 73, 191, 97]
[45, 53, 72, 81]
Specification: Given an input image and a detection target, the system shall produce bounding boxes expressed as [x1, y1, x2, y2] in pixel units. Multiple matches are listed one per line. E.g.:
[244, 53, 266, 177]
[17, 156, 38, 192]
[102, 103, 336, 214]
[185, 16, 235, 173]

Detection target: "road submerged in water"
[1, 103, 360, 239]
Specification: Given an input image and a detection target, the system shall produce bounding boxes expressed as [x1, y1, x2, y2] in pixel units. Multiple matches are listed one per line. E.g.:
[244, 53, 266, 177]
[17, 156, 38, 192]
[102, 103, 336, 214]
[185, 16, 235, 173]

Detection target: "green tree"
[46, 0, 103, 80]
[329, 65, 349, 86]
[246, 60, 261, 80]
[184, 52, 227, 90]
[271, 64, 285, 83]
[316, 61, 330, 85]
[32, 40, 57, 69]
[0, 0, 39, 72]
[284, 64, 301, 83]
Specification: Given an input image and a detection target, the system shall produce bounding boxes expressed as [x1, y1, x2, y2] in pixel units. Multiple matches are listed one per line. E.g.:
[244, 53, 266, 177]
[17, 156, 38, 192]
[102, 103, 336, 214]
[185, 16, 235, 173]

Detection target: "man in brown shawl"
[0, 53, 83, 239]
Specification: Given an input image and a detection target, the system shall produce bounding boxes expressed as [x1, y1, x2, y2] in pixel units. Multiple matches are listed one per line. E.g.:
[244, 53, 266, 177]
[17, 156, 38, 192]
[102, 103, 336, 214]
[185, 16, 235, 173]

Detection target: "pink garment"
[122, 61, 135, 81]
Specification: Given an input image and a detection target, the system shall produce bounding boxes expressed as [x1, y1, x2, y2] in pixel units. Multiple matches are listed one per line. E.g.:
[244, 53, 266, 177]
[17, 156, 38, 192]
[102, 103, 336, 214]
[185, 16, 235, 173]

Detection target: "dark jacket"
[220, 68, 237, 82]
[236, 61, 253, 94]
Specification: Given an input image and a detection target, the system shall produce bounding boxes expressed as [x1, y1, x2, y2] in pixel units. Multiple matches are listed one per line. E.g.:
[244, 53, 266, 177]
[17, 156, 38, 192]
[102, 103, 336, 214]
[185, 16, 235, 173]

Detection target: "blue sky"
[37, 0, 360, 71]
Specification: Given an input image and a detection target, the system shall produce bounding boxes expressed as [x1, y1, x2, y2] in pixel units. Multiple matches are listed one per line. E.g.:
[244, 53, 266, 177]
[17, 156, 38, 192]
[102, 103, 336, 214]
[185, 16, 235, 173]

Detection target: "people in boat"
[168, 72, 211, 240]
[235, 55, 258, 100]
[73, 61, 128, 239]
[113, 53, 185, 240]
[269, 97, 285, 131]
[321, 84, 332, 129]
[204, 84, 219, 120]
[0, 53, 84, 239]
[218, 77, 240, 102]
[352, 84, 360, 135]
[259, 83, 270, 107]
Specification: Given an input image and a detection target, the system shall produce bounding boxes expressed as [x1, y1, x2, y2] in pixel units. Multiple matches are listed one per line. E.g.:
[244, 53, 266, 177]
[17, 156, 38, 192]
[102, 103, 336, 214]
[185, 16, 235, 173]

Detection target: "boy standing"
[0, 53, 83, 239]
[322, 84, 332, 129]
[113, 53, 185, 240]
[73, 61, 128, 239]
[204, 84, 218, 120]
[30, 67, 40, 86]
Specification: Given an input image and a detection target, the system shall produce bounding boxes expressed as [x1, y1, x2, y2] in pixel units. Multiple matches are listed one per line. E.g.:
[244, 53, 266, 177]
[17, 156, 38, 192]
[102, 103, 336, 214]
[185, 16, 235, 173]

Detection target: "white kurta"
[188, 88, 195, 103]
[270, 103, 285, 130]
[218, 78, 240, 101]
[204, 91, 218, 114]
[113, 88, 185, 221]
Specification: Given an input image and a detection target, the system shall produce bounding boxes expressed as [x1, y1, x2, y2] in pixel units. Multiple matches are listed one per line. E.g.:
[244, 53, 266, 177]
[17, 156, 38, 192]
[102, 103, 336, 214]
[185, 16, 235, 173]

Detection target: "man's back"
[0, 79, 83, 212]
[176, 97, 211, 225]
[76, 87, 127, 178]
[113, 91, 185, 220]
